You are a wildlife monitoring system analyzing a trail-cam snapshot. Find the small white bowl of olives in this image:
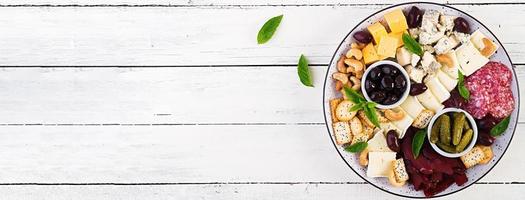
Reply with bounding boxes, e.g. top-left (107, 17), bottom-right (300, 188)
top-left (361, 60), bottom-right (410, 109)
